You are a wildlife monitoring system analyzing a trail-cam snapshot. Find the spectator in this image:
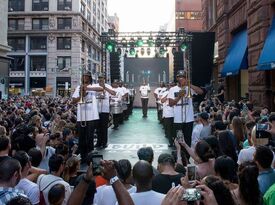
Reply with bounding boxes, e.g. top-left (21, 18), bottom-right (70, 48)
top-left (6, 195), bottom-right (32, 205)
top-left (214, 155), bottom-right (238, 190)
top-left (180, 139), bottom-right (215, 179)
top-left (130, 160), bottom-right (165, 205)
top-left (253, 145), bottom-right (275, 194)
top-left (217, 130), bottom-right (238, 163)
top-left (0, 135), bottom-right (10, 161)
top-left (0, 157), bottom-right (28, 204)
top-left (198, 112), bottom-right (212, 140)
top-left (28, 148), bottom-right (42, 167)
top-left (232, 162), bottom-right (262, 205)
top-left (243, 121), bottom-right (255, 148)
top-left (14, 151), bottom-right (40, 205)
top-left (231, 116), bottom-right (245, 150)
top-left (37, 154), bottom-right (71, 205)
top-left (263, 183), bottom-right (275, 205)
top-left (202, 175), bottom-right (236, 205)
top-left (191, 115), bottom-right (203, 148)
top-left (48, 184), bottom-right (65, 205)
top-left (204, 136), bottom-right (222, 158)
top-left (152, 153), bottom-right (184, 194)
top-left (137, 147), bottom-right (159, 176)
top-left (94, 159), bottom-right (136, 205)
top-left (63, 155), bottom-right (81, 186)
